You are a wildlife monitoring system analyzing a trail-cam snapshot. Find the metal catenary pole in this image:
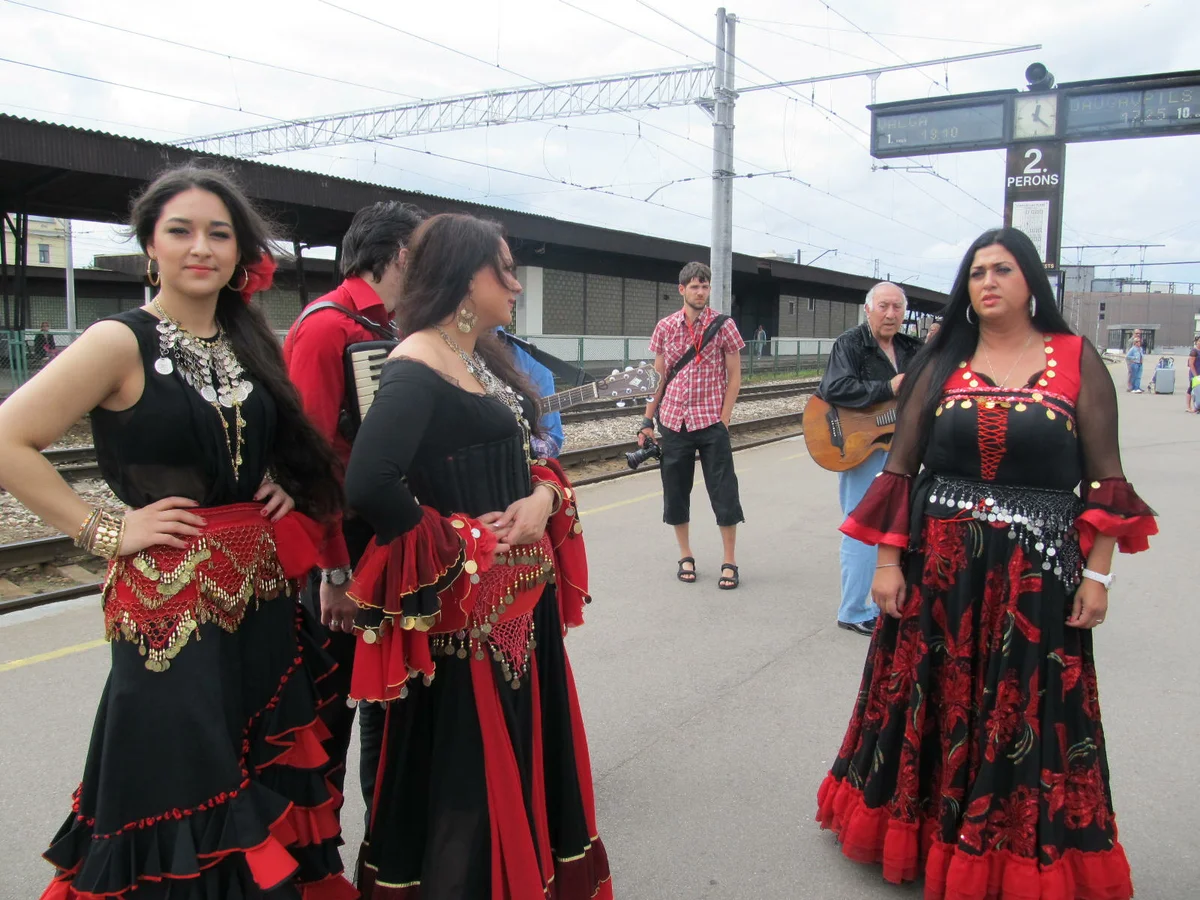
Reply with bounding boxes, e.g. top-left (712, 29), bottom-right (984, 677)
top-left (709, 9), bottom-right (736, 314)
